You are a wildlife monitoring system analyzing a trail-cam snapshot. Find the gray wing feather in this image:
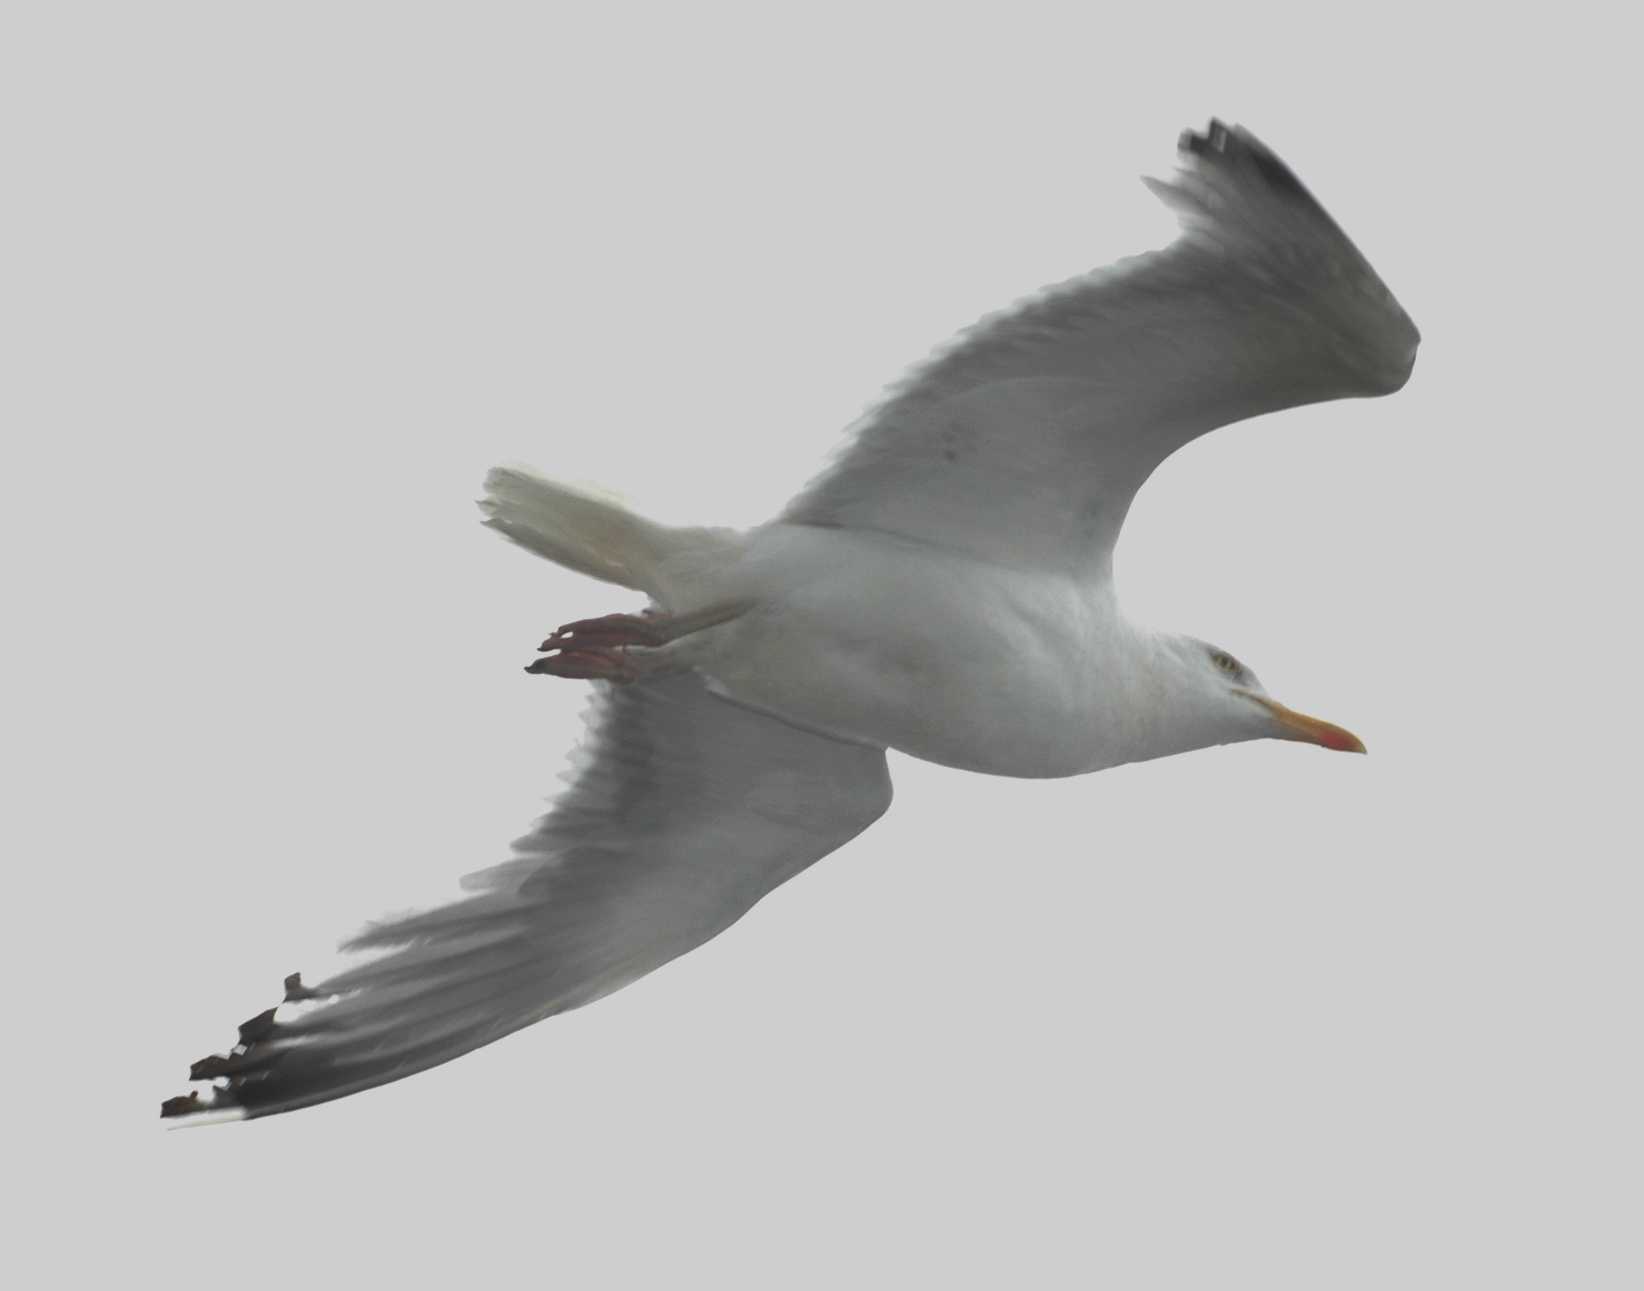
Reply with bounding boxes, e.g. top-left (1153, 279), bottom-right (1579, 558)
top-left (167, 673), bottom-right (892, 1119)
top-left (783, 121), bottom-right (1419, 572)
